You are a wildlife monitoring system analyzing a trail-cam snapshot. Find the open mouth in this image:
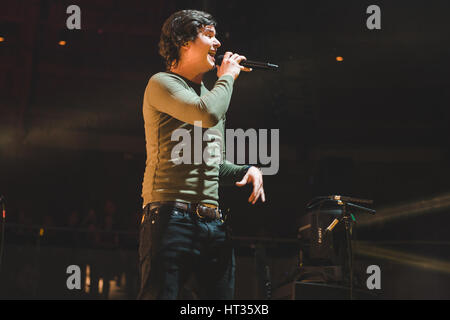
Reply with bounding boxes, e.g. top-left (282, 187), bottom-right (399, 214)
top-left (208, 51), bottom-right (216, 61)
